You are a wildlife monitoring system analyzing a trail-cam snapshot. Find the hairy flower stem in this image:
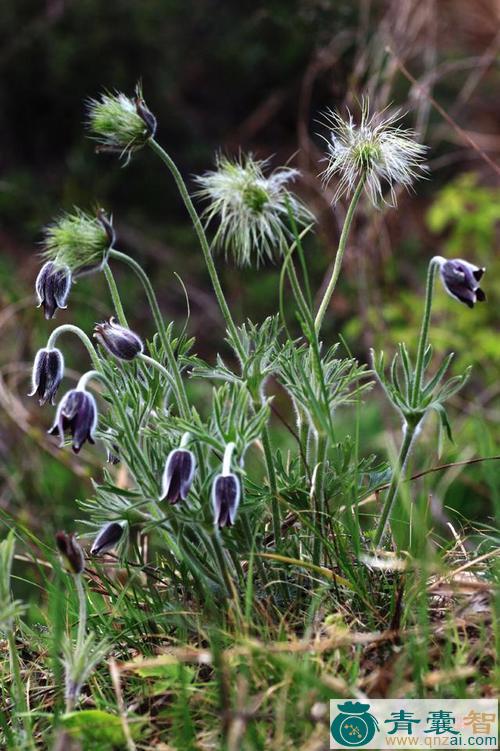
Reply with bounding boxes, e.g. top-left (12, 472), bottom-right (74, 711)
top-left (75, 575), bottom-right (87, 658)
top-left (148, 139), bottom-right (246, 364)
top-left (80, 370), bottom-right (157, 494)
top-left (260, 424), bottom-right (281, 549)
top-left (108, 249), bottom-right (190, 420)
top-left (47, 324), bottom-right (101, 371)
top-left (314, 177), bottom-right (365, 334)
top-left (312, 433), bottom-right (328, 566)
top-left (373, 423), bottom-right (419, 547)
top-left (103, 261), bottom-right (129, 328)
top-left (7, 630), bottom-right (35, 749)
top-left (411, 258), bottom-right (439, 407)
